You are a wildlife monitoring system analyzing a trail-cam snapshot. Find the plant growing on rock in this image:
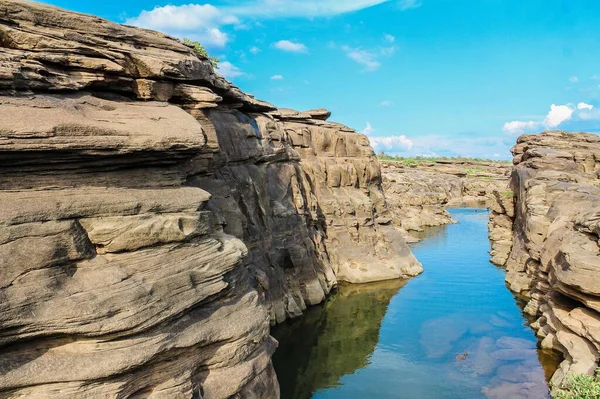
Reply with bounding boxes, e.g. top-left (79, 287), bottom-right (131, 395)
top-left (552, 368), bottom-right (600, 399)
top-left (182, 38), bottom-right (219, 67)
